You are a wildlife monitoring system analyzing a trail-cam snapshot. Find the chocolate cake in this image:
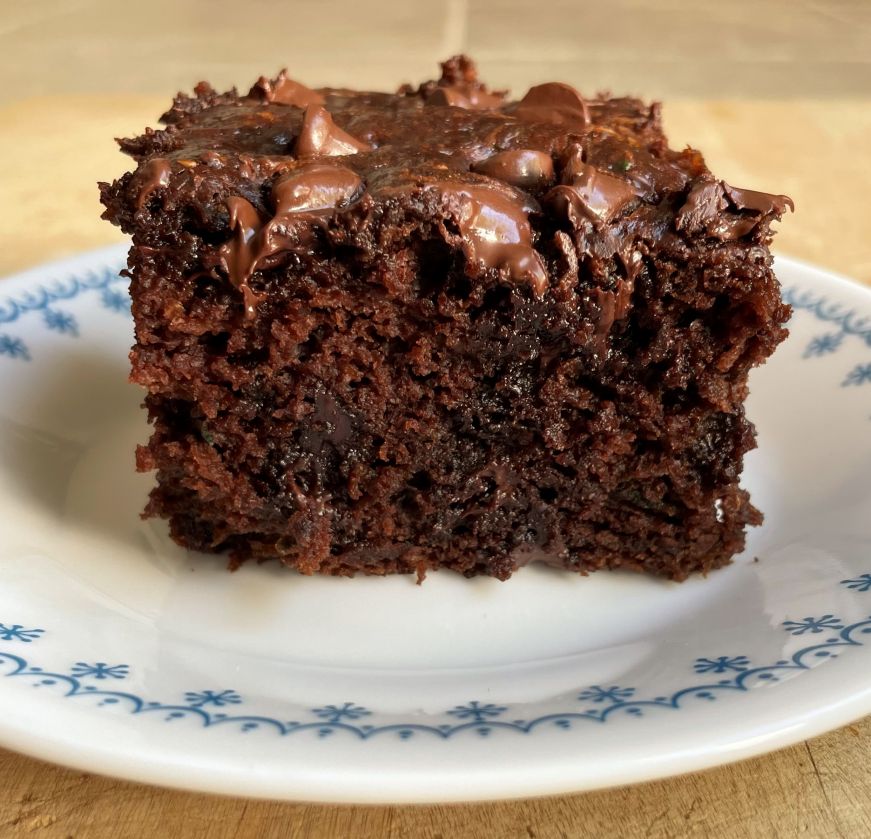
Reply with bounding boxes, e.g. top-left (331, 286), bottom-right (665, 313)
top-left (100, 56), bottom-right (792, 581)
